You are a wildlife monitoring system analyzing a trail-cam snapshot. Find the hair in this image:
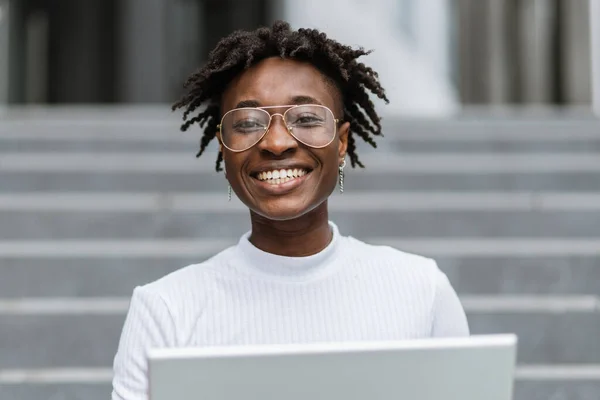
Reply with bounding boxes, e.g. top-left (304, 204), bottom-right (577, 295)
top-left (172, 20), bottom-right (389, 172)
